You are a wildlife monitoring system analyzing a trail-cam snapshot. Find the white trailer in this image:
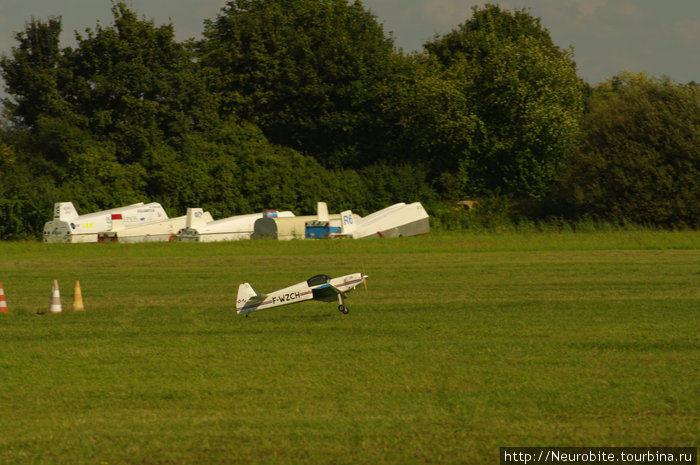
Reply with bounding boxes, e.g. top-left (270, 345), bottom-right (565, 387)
top-left (252, 202), bottom-right (348, 240)
top-left (43, 202), bottom-right (169, 243)
top-left (335, 202), bottom-right (429, 239)
top-left (177, 209), bottom-right (295, 242)
top-left (98, 208), bottom-right (214, 243)
top-left (254, 214), bottom-right (343, 240)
